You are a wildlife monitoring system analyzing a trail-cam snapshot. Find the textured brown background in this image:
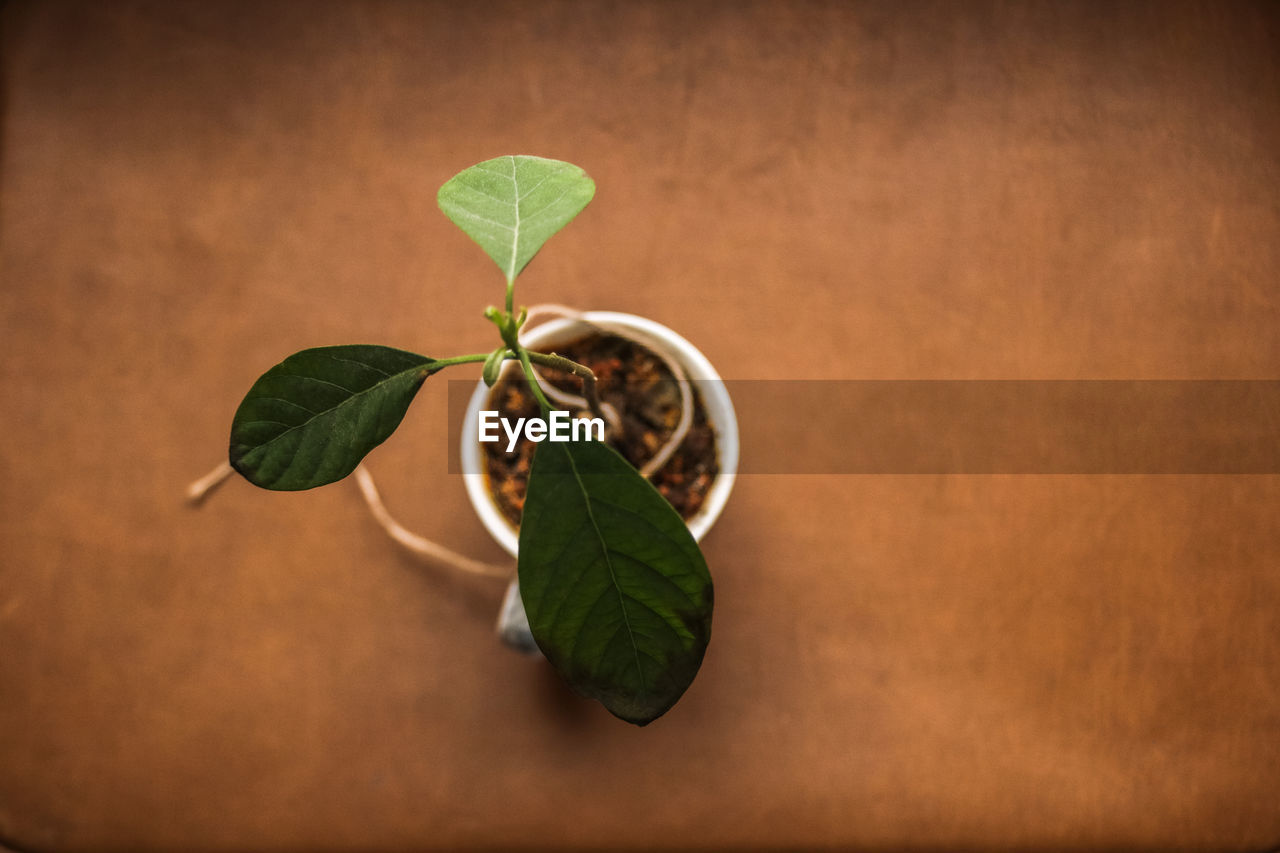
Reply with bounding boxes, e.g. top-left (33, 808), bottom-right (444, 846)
top-left (2, 1), bottom-right (1279, 849)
